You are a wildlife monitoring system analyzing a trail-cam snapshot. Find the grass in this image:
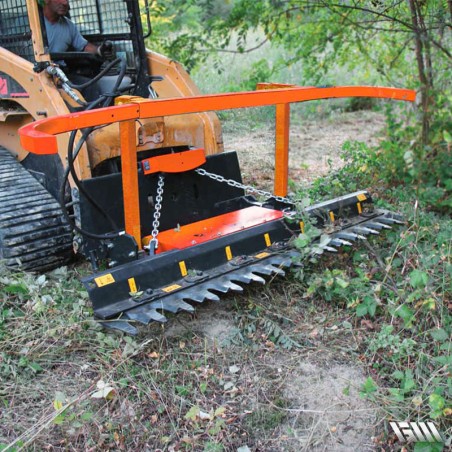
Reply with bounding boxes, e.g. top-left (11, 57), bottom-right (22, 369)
top-left (1, 178), bottom-right (450, 450)
top-left (0, 270), bottom-right (347, 450)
